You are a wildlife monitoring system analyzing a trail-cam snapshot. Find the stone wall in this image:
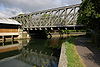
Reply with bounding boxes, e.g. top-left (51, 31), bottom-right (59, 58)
top-left (58, 43), bottom-right (67, 67)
